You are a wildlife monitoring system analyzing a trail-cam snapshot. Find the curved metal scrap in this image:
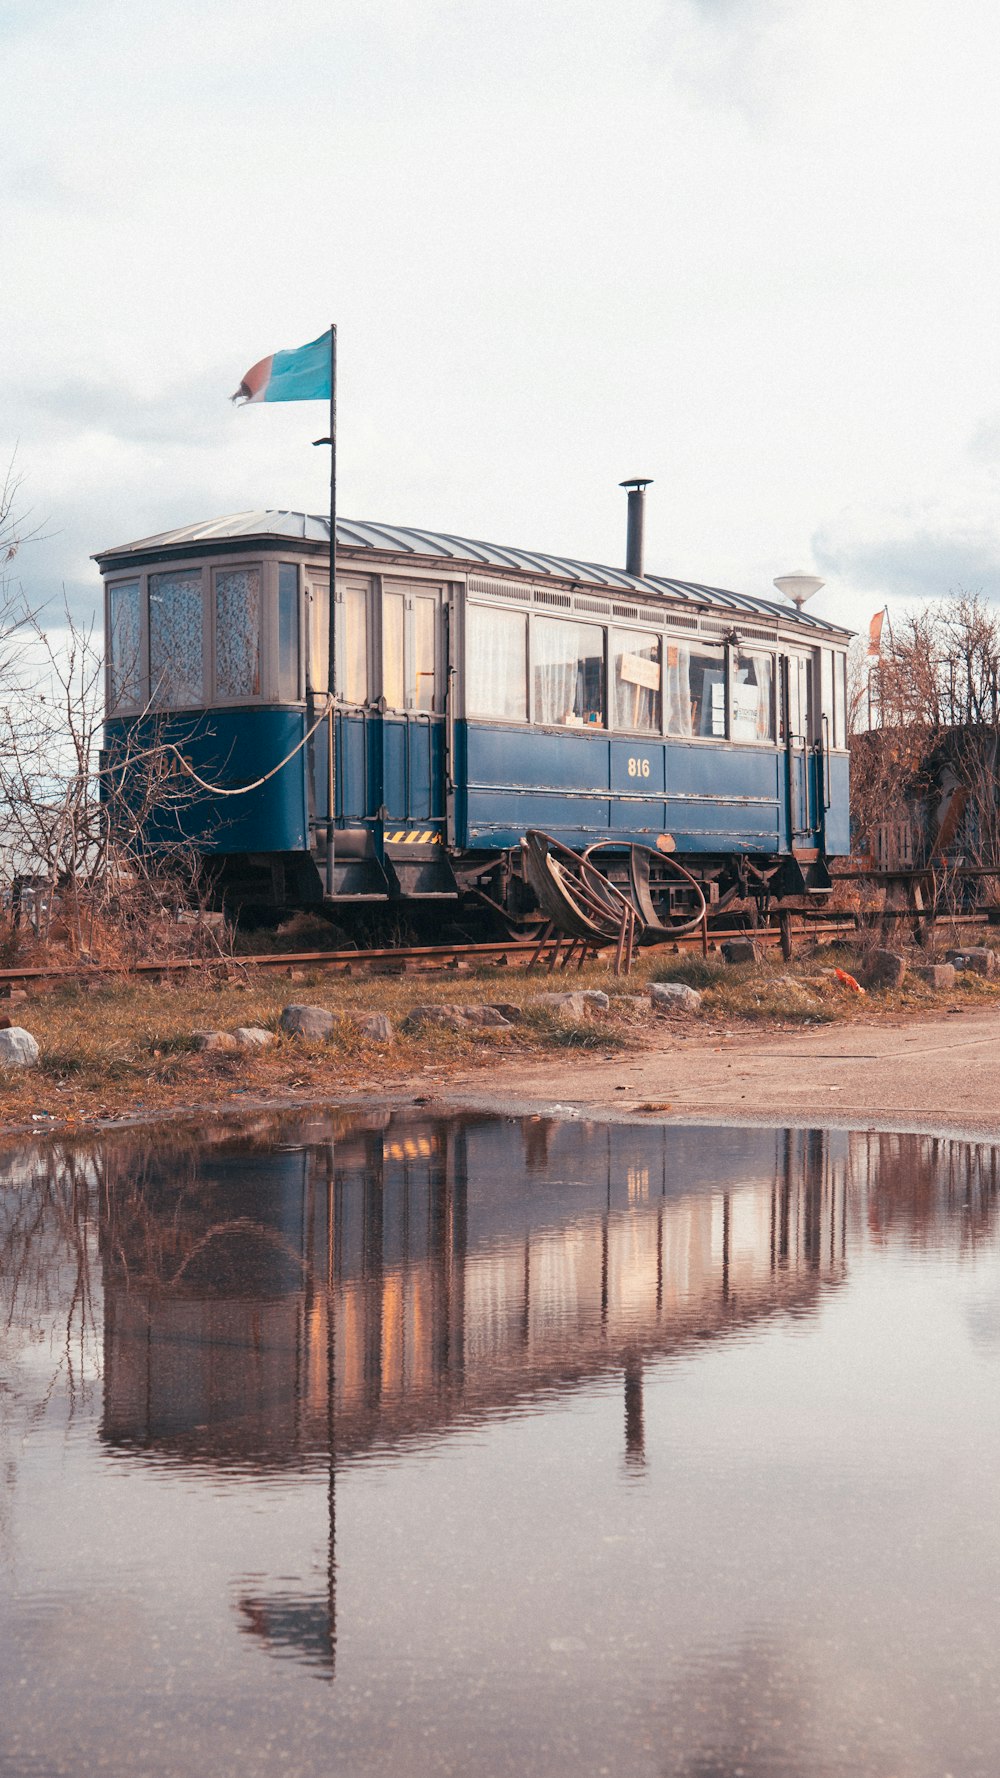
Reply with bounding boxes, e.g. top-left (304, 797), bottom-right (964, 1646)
top-left (522, 831), bottom-right (646, 945)
top-left (582, 842), bottom-right (708, 940)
